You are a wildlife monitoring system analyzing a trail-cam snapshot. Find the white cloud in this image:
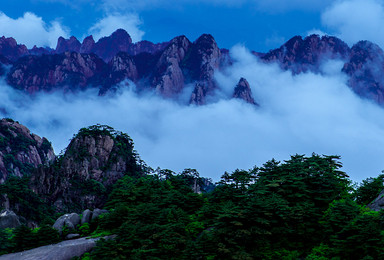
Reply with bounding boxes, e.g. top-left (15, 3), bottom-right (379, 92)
top-left (88, 13), bottom-right (144, 42)
top-left (306, 29), bottom-right (328, 37)
top-left (0, 12), bottom-right (69, 48)
top-left (322, 0), bottom-right (384, 47)
top-left (98, 0), bottom-right (332, 12)
top-left (255, 0), bottom-right (334, 12)
top-left (1, 46), bottom-right (384, 183)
